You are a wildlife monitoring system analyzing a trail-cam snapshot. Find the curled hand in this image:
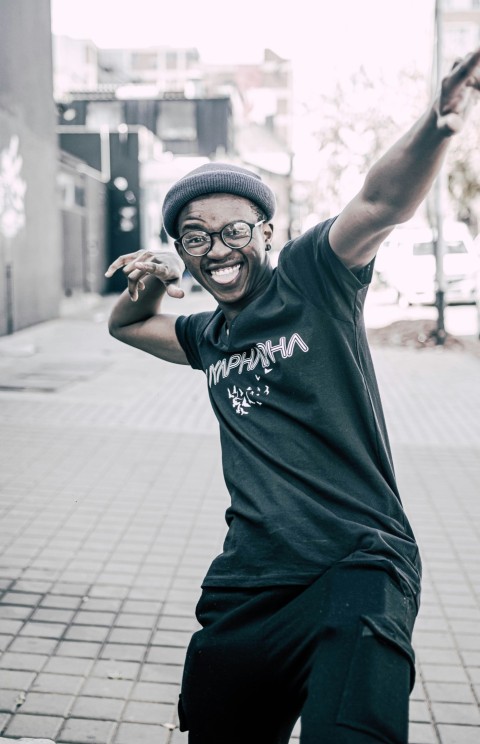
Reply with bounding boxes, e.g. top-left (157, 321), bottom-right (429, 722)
top-left (105, 249), bottom-right (185, 301)
top-left (436, 48), bottom-right (480, 135)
